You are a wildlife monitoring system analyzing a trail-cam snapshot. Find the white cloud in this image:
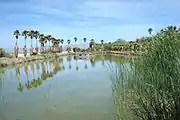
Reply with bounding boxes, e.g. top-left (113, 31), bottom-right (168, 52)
top-left (1, 0), bottom-right (180, 48)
